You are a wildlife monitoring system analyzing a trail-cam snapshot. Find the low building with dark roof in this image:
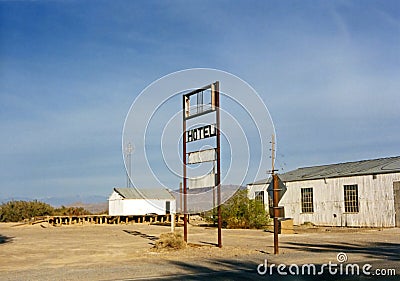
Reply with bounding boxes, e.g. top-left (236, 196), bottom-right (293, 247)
top-left (108, 187), bottom-right (176, 216)
top-left (247, 156), bottom-right (400, 227)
